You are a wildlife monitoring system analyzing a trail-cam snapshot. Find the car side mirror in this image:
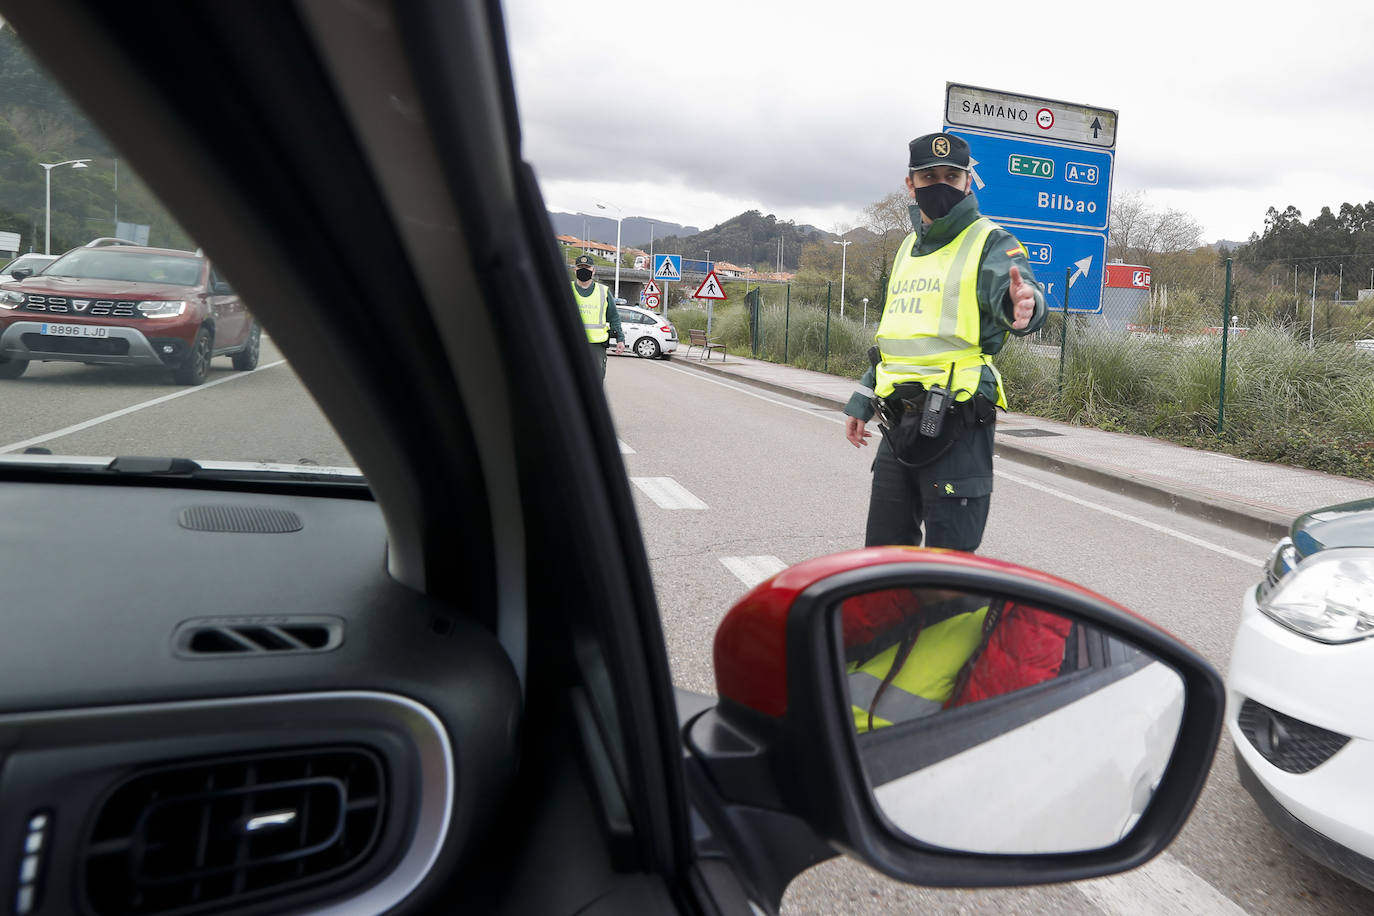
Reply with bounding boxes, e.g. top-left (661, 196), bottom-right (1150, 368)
top-left (689, 547), bottom-right (1223, 907)
top-left (11, 268), bottom-right (31, 280)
